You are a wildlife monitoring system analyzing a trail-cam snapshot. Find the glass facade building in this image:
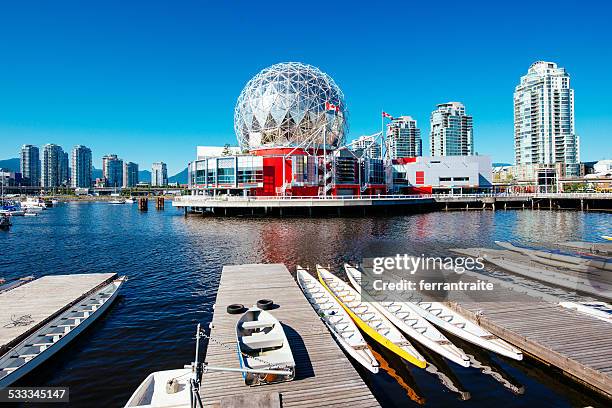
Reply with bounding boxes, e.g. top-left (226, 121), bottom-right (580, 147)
top-left (430, 102), bottom-right (473, 156)
top-left (514, 61), bottom-right (579, 177)
top-left (151, 162), bottom-right (168, 187)
top-left (123, 162), bottom-right (139, 188)
top-left (103, 154), bottom-right (124, 188)
top-left (386, 116), bottom-right (422, 159)
top-left (20, 144), bottom-right (40, 187)
top-left (42, 144), bottom-right (65, 188)
top-left (71, 145), bottom-right (92, 188)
